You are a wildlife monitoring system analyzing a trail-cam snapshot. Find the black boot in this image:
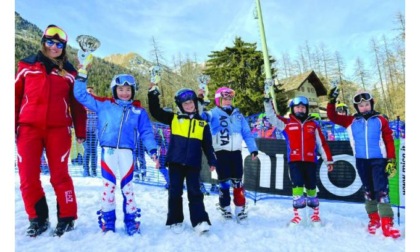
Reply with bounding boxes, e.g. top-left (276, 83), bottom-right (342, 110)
top-left (53, 217), bottom-right (75, 237)
top-left (26, 218), bottom-right (50, 237)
